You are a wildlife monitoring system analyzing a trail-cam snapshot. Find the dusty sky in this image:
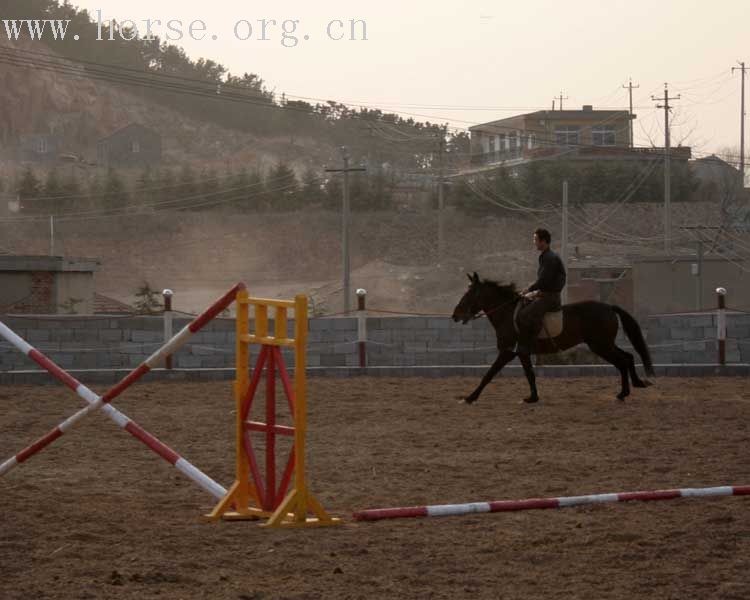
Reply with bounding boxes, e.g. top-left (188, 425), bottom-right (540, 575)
top-left (71, 0), bottom-right (749, 159)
